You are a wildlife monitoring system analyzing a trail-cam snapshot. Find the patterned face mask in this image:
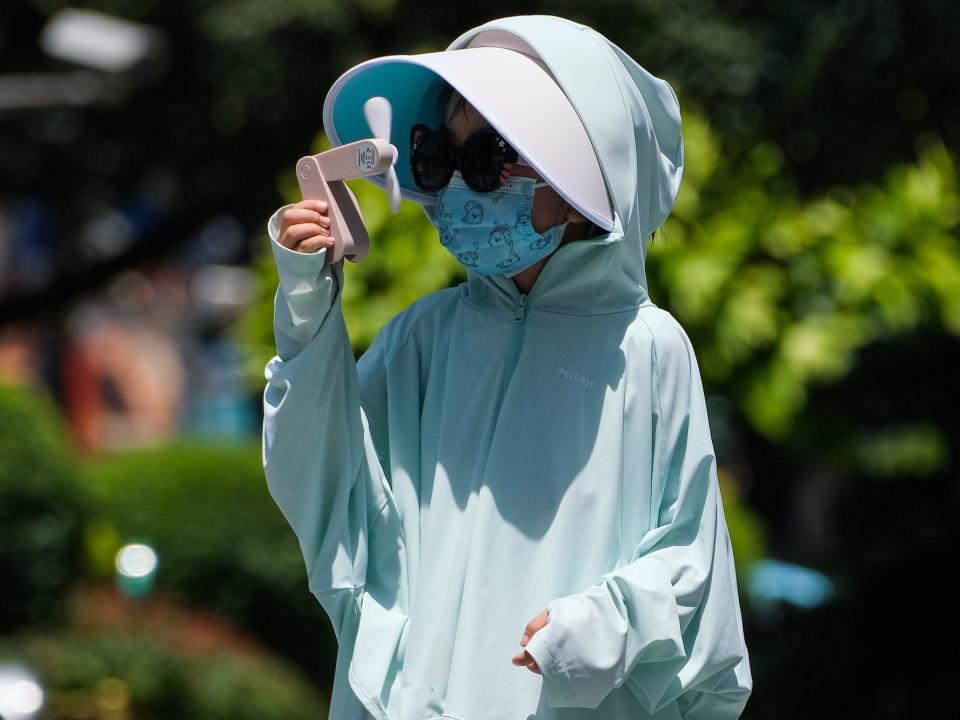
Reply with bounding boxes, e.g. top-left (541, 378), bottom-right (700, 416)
top-left (424, 170), bottom-right (569, 277)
